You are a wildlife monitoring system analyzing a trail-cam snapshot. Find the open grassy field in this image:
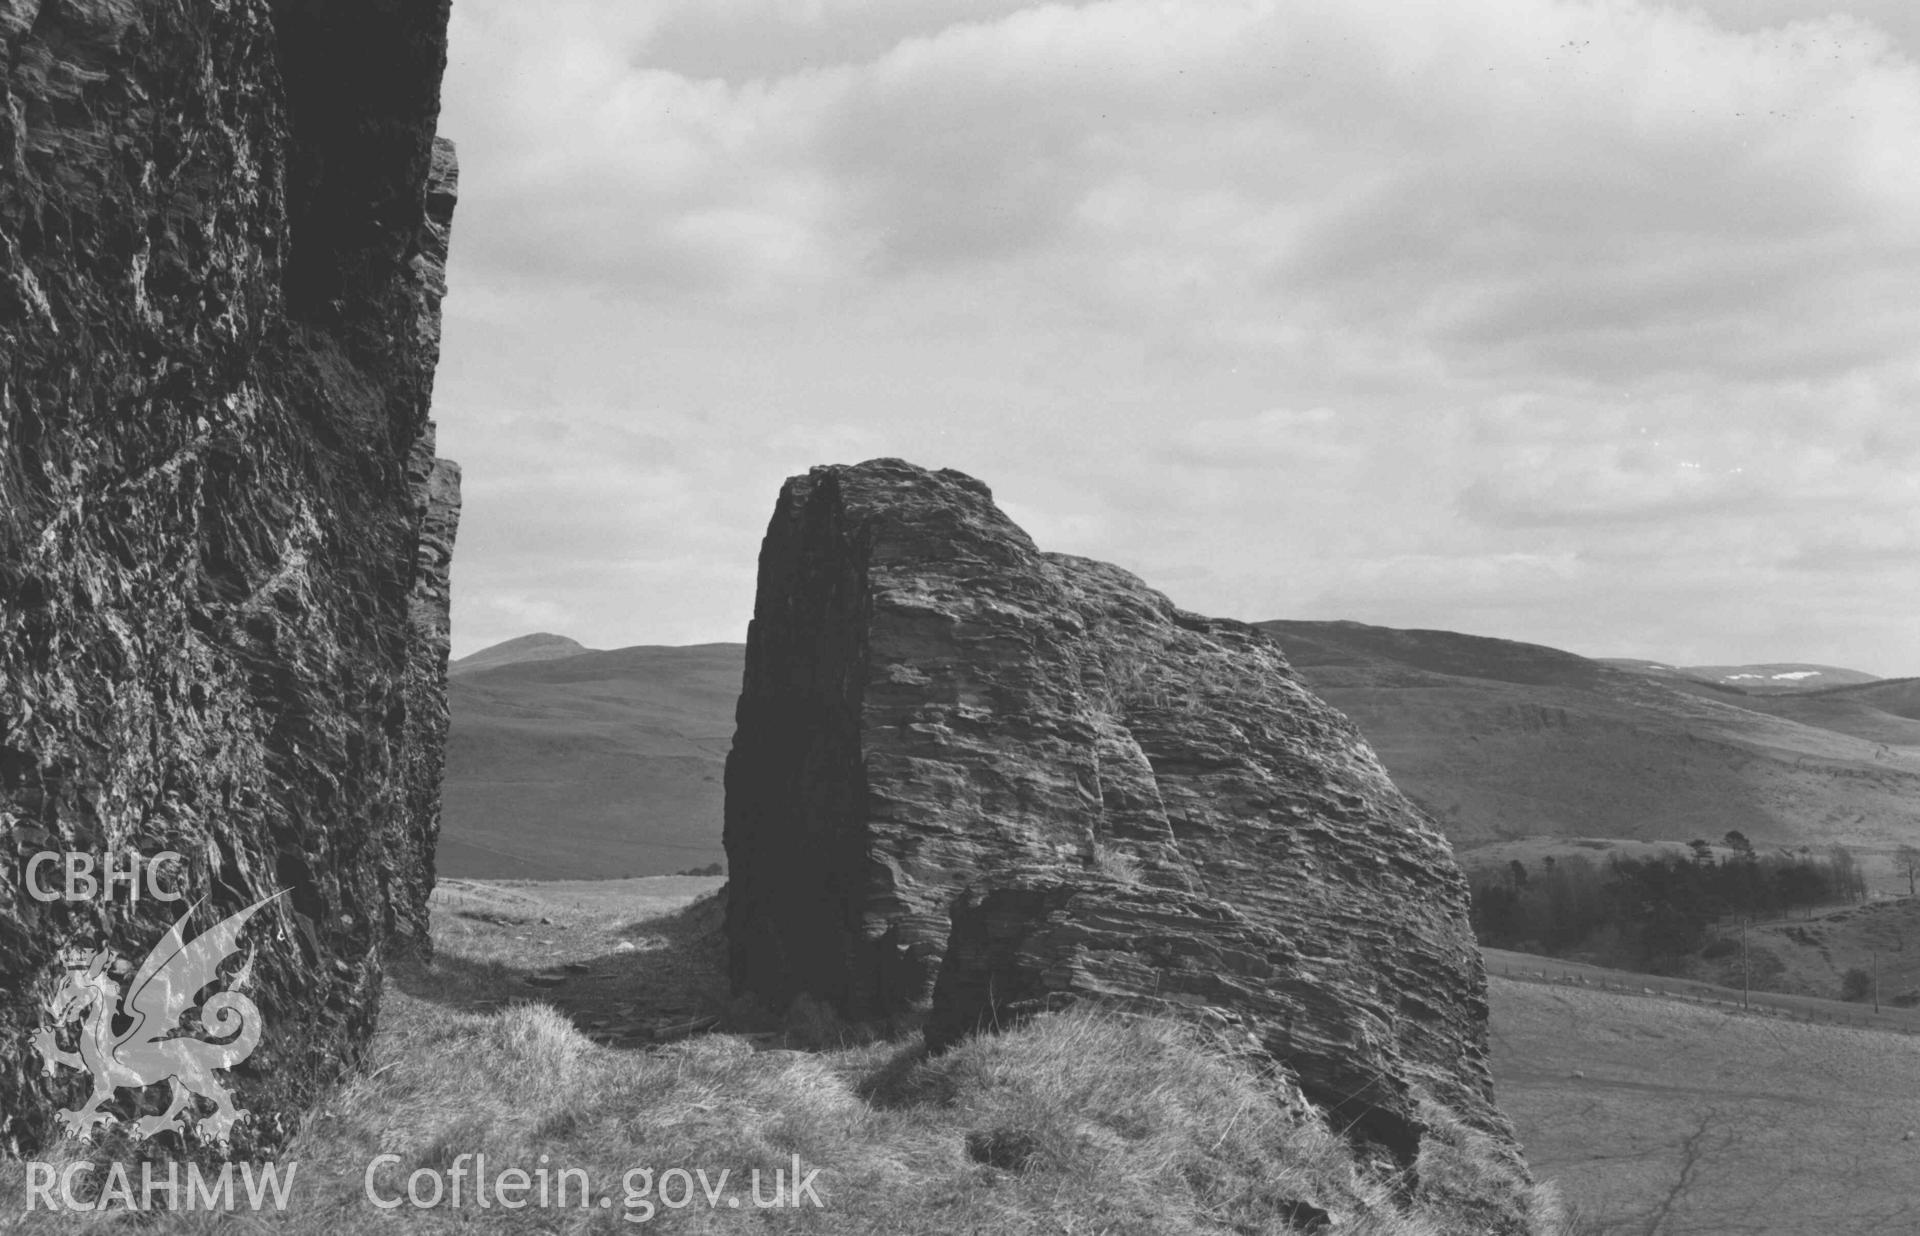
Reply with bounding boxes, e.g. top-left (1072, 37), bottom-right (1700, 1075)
top-left (1483, 947), bottom-right (1920, 1035)
top-left (1489, 967), bottom-right (1920, 1234)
